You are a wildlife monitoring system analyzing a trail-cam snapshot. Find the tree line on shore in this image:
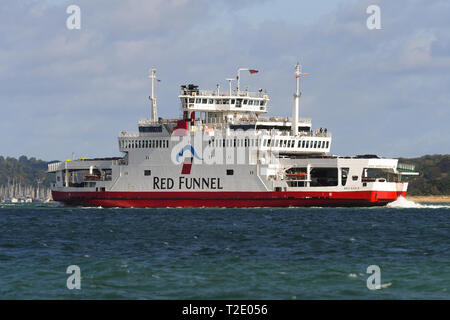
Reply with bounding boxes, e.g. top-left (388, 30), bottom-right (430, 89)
top-left (399, 154), bottom-right (449, 196)
top-left (0, 154), bottom-right (448, 199)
